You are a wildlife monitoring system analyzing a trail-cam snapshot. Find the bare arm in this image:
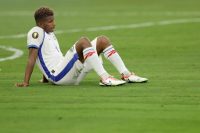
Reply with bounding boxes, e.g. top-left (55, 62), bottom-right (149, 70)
top-left (16, 48), bottom-right (38, 87)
